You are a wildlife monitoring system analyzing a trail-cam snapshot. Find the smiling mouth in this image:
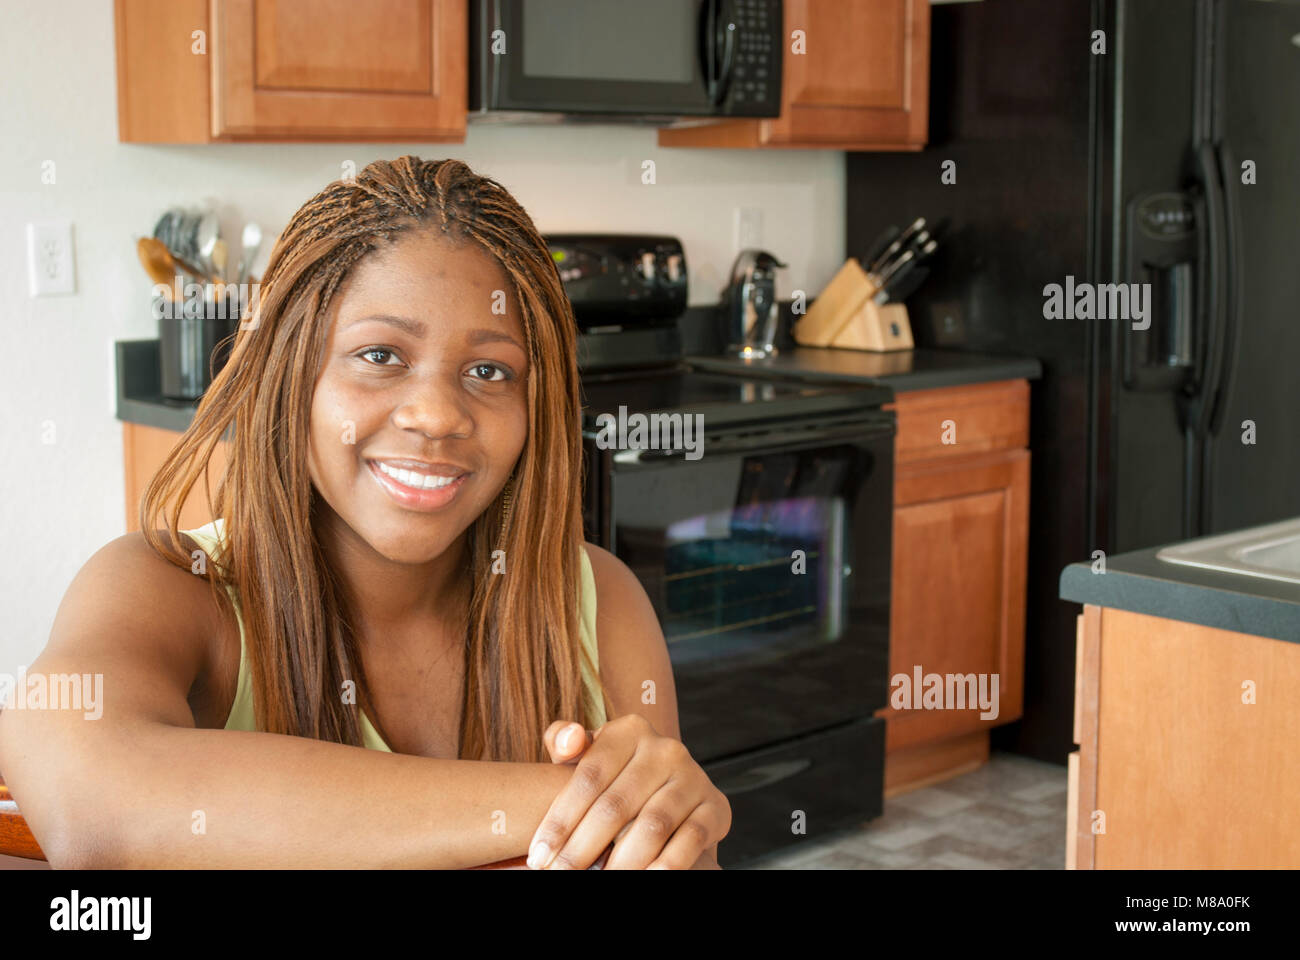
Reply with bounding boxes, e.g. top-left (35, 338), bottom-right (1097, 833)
top-left (373, 460), bottom-right (462, 489)
top-left (367, 459), bottom-right (469, 511)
